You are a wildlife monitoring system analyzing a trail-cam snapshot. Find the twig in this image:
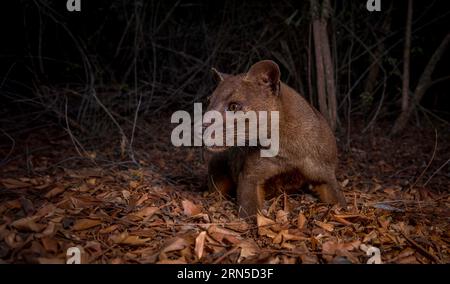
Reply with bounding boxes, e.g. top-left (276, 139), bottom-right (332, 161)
top-left (424, 158), bottom-right (450, 186)
top-left (362, 75), bottom-right (387, 133)
top-left (213, 246), bottom-right (240, 264)
top-left (409, 129), bottom-right (438, 190)
top-left (64, 96), bottom-right (92, 162)
top-left (0, 129), bottom-right (15, 165)
top-left (400, 230), bottom-right (442, 264)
